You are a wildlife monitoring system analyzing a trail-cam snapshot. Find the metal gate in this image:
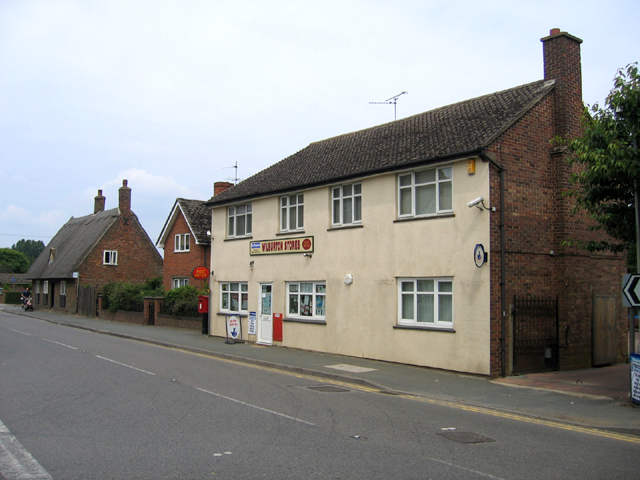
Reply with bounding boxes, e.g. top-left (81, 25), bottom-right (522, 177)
top-left (512, 296), bottom-right (559, 374)
top-left (77, 285), bottom-right (96, 318)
